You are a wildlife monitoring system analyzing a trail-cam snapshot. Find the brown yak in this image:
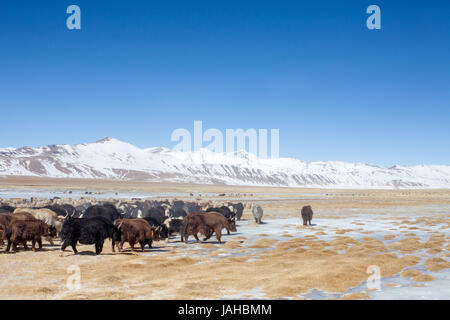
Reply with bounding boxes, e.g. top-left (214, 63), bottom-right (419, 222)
top-left (181, 211), bottom-right (236, 244)
top-left (12, 210), bottom-right (58, 245)
top-left (113, 218), bottom-right (157, 252)
top-left (5, 219), bottom-right (57, 253)
top-left (1, 212), bottom-right (38, 246)
top-left (0, 213), bottom-right (16, 246)
top-left (301, 205), bottom-right (314, 226)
